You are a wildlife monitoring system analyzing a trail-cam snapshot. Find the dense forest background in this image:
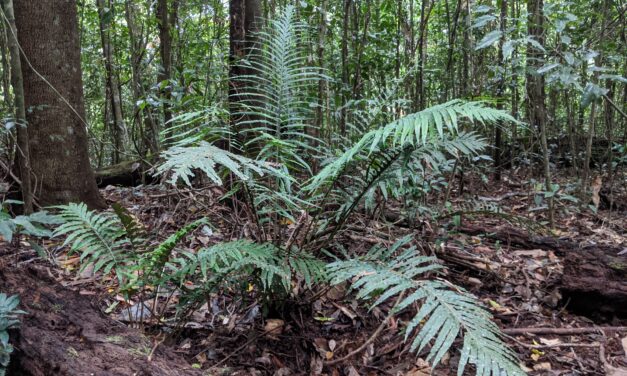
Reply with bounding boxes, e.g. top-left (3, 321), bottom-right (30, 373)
top-left (0, 0), bottom-right (625, 375)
